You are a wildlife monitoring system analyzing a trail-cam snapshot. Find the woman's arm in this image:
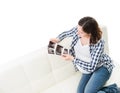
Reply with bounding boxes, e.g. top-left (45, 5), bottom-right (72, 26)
top-left (56, 27), bottom-right (77, 41)
top-left (50, 26), bottom-right (77, 43)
